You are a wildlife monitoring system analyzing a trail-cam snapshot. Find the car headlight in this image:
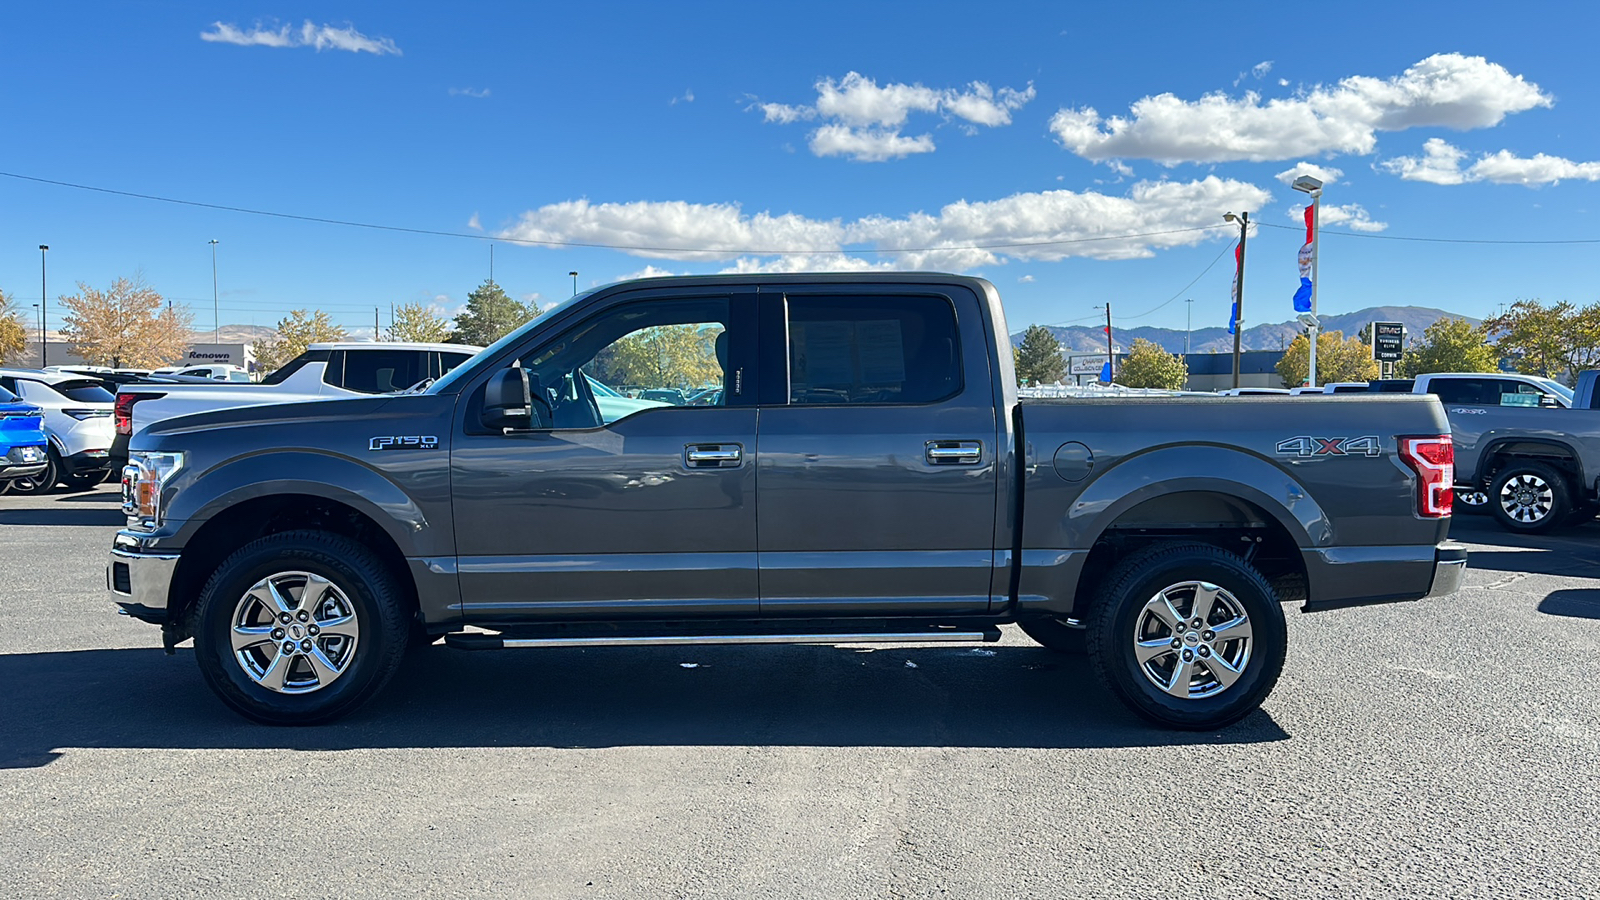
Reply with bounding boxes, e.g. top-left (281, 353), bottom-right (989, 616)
top-left (121, 451), bottom-right (185, 527)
